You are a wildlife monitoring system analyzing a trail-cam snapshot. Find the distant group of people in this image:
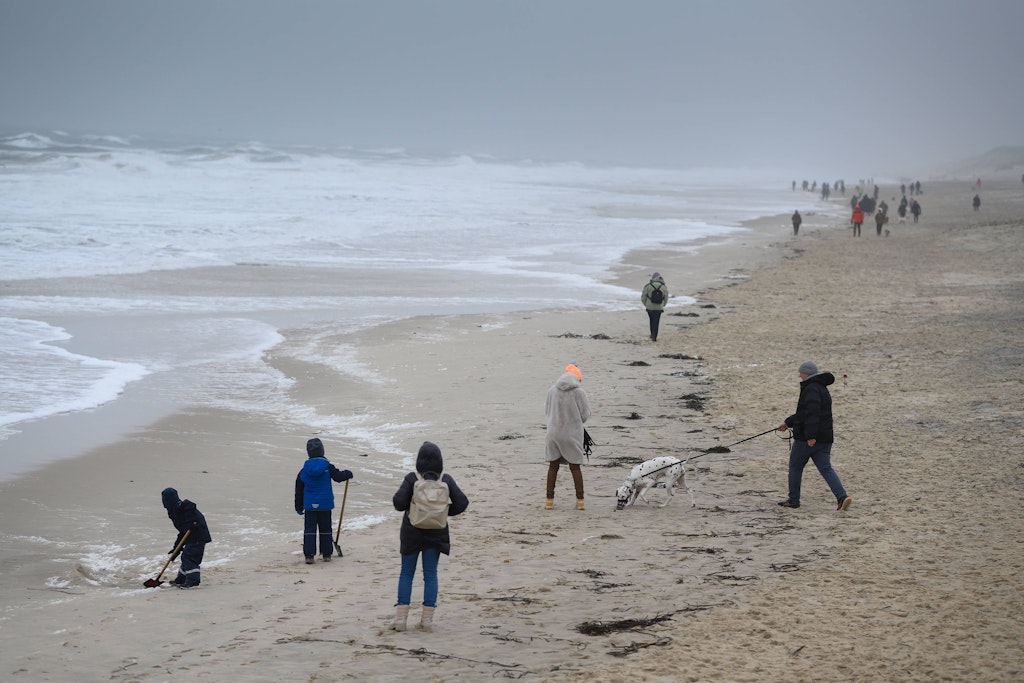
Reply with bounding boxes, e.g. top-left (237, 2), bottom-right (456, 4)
top-left (791, 180), bottom-right (933, 238)
top-left (794, 179), bottom-right (845, 197)
top-left (902, 181), bottom-right (923, 196)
